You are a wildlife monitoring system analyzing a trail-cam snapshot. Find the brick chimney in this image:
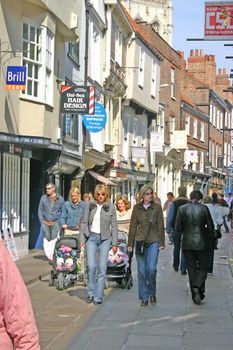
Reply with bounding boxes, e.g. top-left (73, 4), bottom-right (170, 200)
top-left (180, 51), bottom-right (186, 71)
top-left (187, 49), bottom-right (216, 87)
